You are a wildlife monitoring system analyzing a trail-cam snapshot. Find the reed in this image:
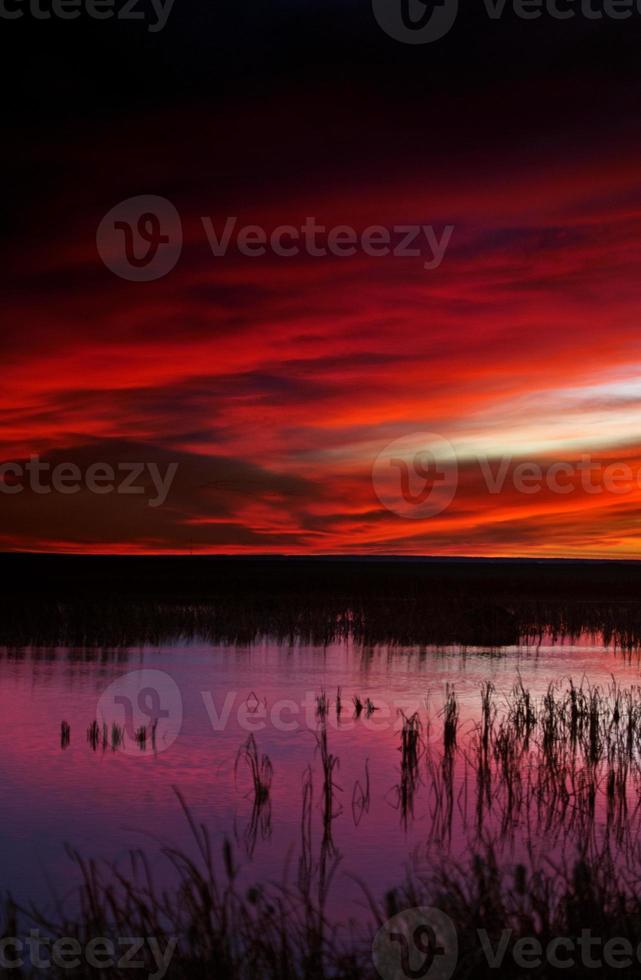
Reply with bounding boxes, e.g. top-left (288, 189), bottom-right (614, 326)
top-left (109, 723), bottom-right (124, 751)
top-left (235, 734), bottom-right (273, 806)
top-left (399, 711), bottom-right (422, 773)
top-left (13, 804), bottom-right (641, 979)
top-left (26, 671), bottom-right (641, 977)
top-left (442, 684), bottom-right (459, 753)
top-left (60, 720), bottom-right (70, 749)
top-left (316, 689), bottom-right (330, 722)
top-left (86, 719), bottom-right (100, 750)
top-left (365, 698), bottom-right (378, 718)
top-left (10, 555), bottom-right (641, 651)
